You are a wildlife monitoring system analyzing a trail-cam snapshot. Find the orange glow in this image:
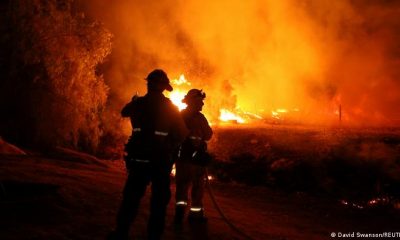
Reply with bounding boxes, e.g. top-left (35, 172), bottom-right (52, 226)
top-left (171, 74), bottom-right (192, 86)
top-left (243, 111), bottom-right (263, 120)
top-left (89, 1), bottom-right (400, 127)
top-left (166, 74), bottom-right (191, 111)
top-left (272, 109), bottom-right (289, 120)
top-left (171, 163), bottom-right (213, 181)
top-left (276, 109), bottom-right (288, 113)
top-left (171, 163), bottom-right (176, 177)
top-left (168, 90), bottom-right (187, 111)
top-left (168, 75), bottom-right (261, 124)
top-left (219, 109), bottom-right (246, 124)
top-left (271, 111), bottom-right (280, 119)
